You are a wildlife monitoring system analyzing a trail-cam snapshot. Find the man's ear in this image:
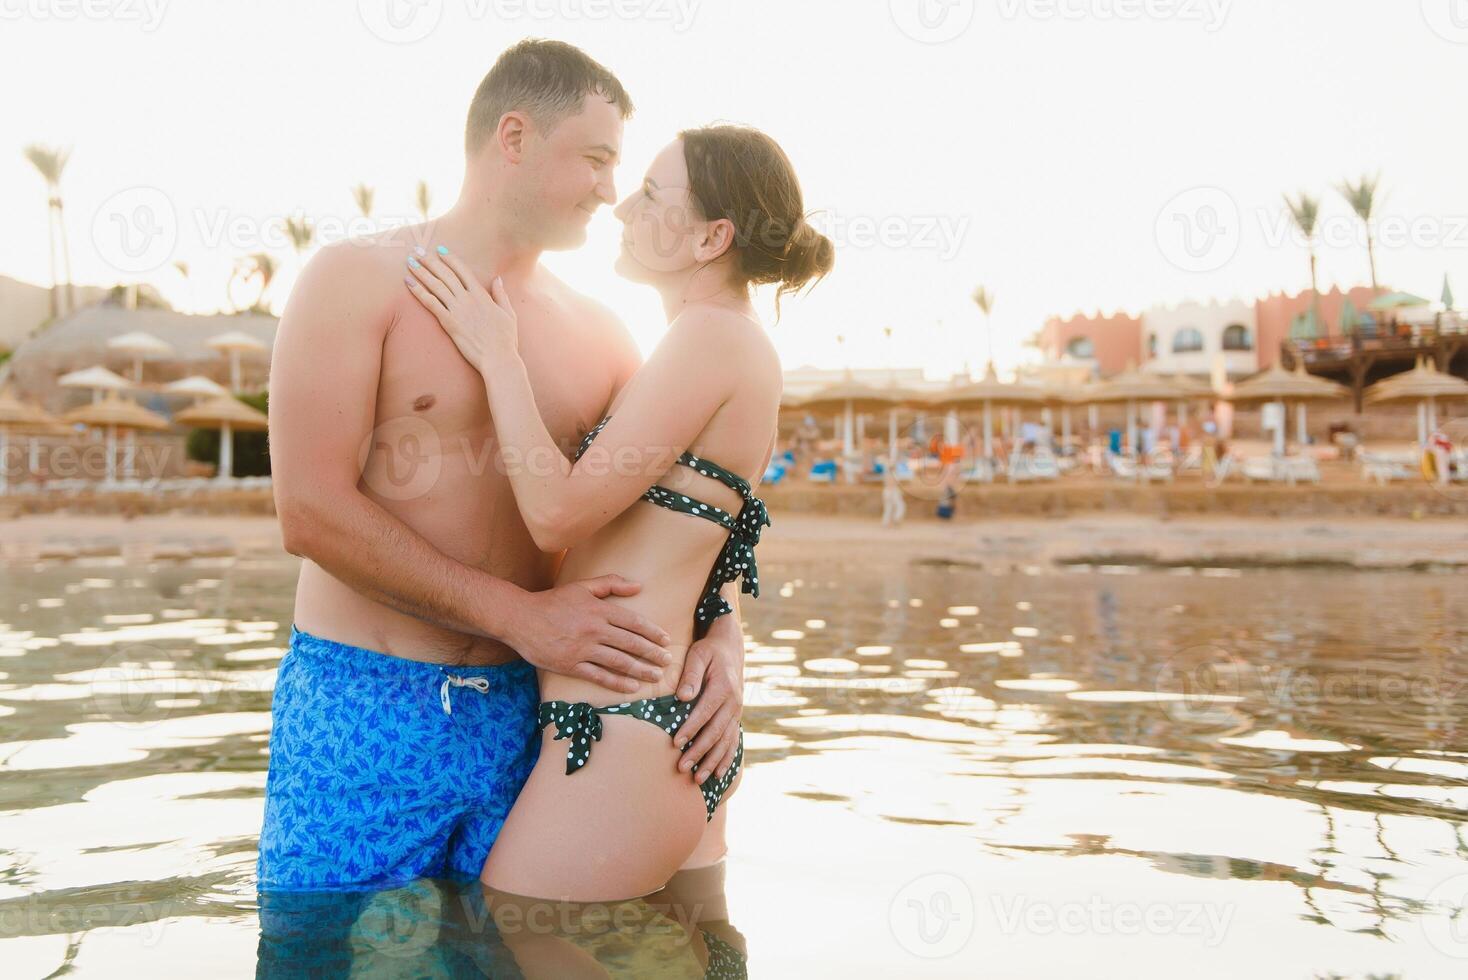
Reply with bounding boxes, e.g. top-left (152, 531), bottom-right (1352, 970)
top-left (497, 111), bottom-right (530, 163)
top-left (693, 217), bottom-right (736, 263)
